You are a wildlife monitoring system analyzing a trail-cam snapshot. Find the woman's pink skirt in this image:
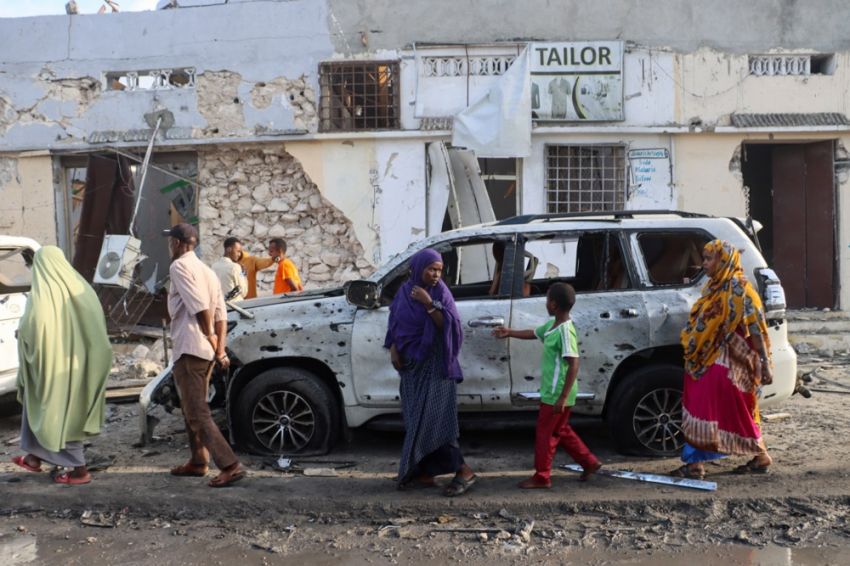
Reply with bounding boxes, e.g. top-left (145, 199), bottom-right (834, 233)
top-left (682, 359), bottom-right (763, 455)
